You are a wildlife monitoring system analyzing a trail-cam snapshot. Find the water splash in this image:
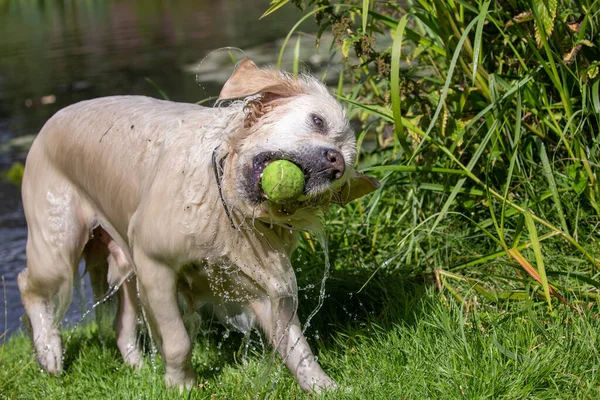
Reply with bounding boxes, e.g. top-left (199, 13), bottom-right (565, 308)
top-left (62, 283), bottom-right (120, 352)
top-left (193, 47), bottom-right (248, 99)
top-left (265, 224), bottom-right (332, 395)
top-left (299, 227), bottom-right (330, 338)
